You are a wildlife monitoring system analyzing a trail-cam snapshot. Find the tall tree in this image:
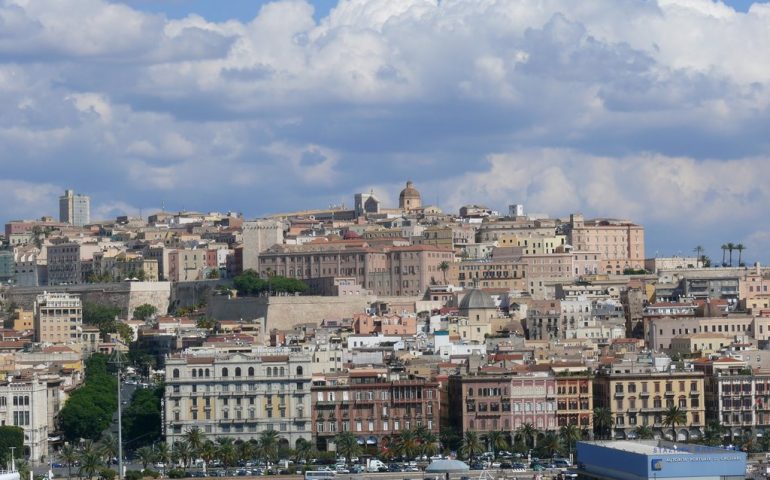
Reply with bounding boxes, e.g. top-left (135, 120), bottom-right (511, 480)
top-left (559, 424), bottom-right (582, 454)
top-left (542, 432), bottom-right (563, 457)
top-left (483, 431), bottom-right (509, 457)
top-left (60, 443), bottom-right (79, 480)
top-left (79, 443), bottom-right (103, 480)
top-left (438, 261), bottom-right (450, 284)
top-left (216, 438), bottom-right (236, 469)
top-left (721, 244), bottom-right (728, 266)
top-left (258, 430), bottom-right (279, 464)
top-left (184, 427), bottom-right (204, 459)
top-left (693, 246), bottom-right (704, 267)
top-left (593, 408), bottom-right (613, 440)
top-left (334, 432), bottom-right (361, 465)
top-left (0, 426), bottom-right (23, 466)
top-left (735, 244), bottom-right (746, 266)
top-left (634, 425), bottom-right (654, 440)
top-left (516, 423), bottom-right (538, 449)
top-left (704, 421), bottom-right (725, 446)
top-left (173, 441), bottom-right (193, 472)
top-left (135, 446), bottom-right (156, 470)
top-left (663, 406), bottom-right (687, 441)
top-left (132, 304), bottom-right (158, 321)
top-left (459, 431), bottom-right (483, 461)
top-left (99, 433), bottom-right (119, 468)
top-left (726, 242), bottom-right (736, 266)
top-left (293, 438), bottom-right (312, 464)
top-left (393, 429), bottom-right (420, 459)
